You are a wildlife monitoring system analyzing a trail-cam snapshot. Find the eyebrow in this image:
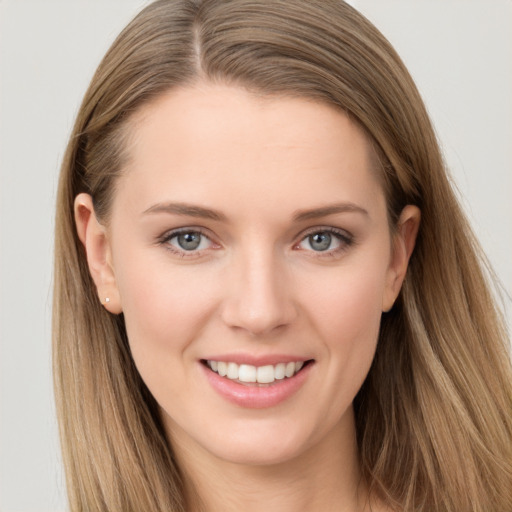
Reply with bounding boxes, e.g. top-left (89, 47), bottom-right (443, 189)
top-left (292, 203), bottom-right (369, 222)
top-left (142, 202), bottom-right (227, 221)
top-left (142, 201), bottom-right (368, 222)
